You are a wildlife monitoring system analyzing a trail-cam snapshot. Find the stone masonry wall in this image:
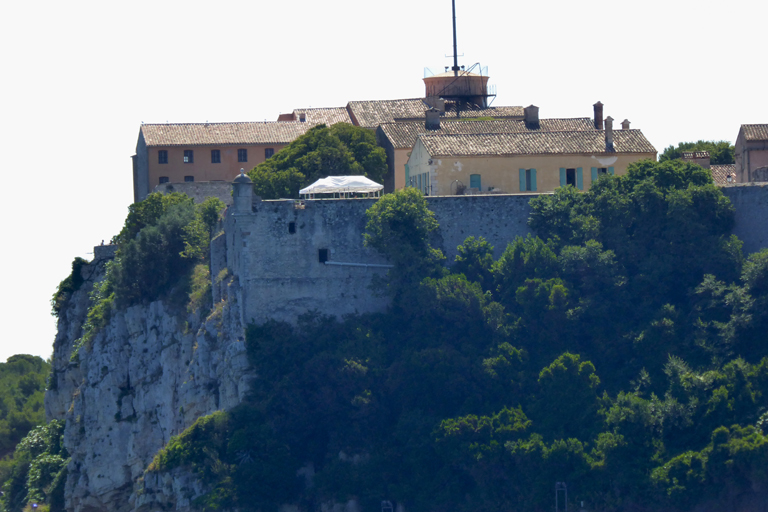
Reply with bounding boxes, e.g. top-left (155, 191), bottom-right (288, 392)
top-left (721, 183), bottom-right (768, 256)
